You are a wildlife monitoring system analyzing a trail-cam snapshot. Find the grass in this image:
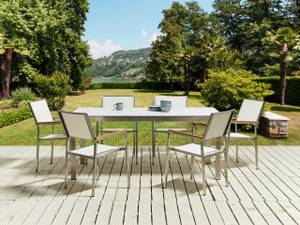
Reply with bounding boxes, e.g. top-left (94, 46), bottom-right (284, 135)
top-left (0, 89), bottom-right (300, 146)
